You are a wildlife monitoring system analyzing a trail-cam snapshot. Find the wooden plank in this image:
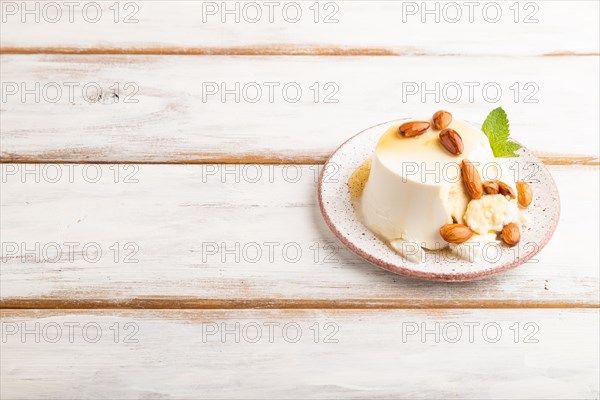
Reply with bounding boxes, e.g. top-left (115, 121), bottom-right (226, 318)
top-left (1, 309), bottom-right (598, 399)
top-left (1, 1), bottom-right (598, 56)
top-left (1, 55), bottom-right (598, 164)
top-left (1, 165), bottom-right (598, 308)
